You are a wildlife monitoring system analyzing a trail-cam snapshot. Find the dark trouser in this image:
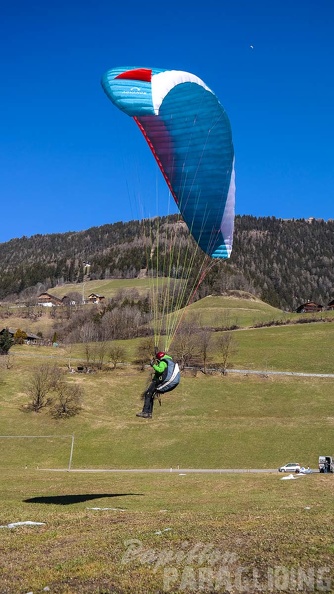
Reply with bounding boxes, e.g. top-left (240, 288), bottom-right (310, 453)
top-left (142, 379), bottom-right (160, 414)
